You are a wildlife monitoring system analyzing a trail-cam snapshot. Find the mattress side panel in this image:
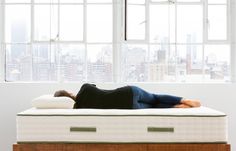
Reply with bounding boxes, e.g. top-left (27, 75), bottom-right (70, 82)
top-left (16, 116), bottom-right (227, 143)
